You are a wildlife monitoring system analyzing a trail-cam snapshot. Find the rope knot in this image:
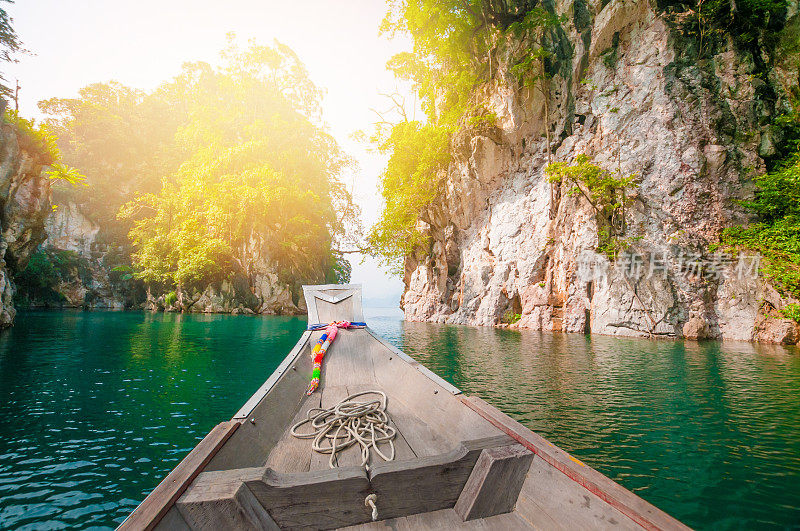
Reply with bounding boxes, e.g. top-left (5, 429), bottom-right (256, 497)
top-left (365, 494), bottom-right (378, 521)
